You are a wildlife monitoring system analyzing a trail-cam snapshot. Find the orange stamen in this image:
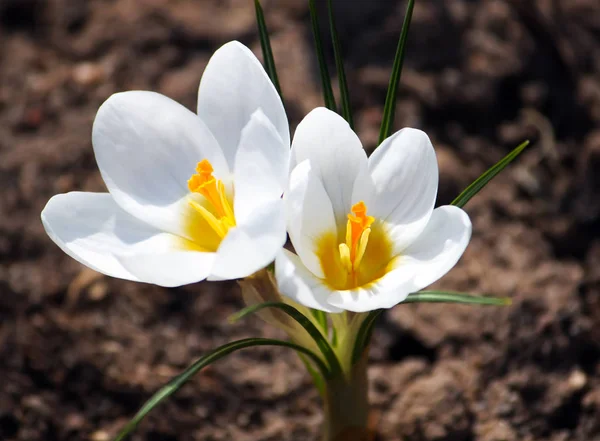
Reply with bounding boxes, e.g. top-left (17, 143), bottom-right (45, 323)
top-left (187, 159), bottom-right (235, 238)
top-left (346, 201), bottom-right (374, 262)
top-left (338, 201), bottom-right (375, 283)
